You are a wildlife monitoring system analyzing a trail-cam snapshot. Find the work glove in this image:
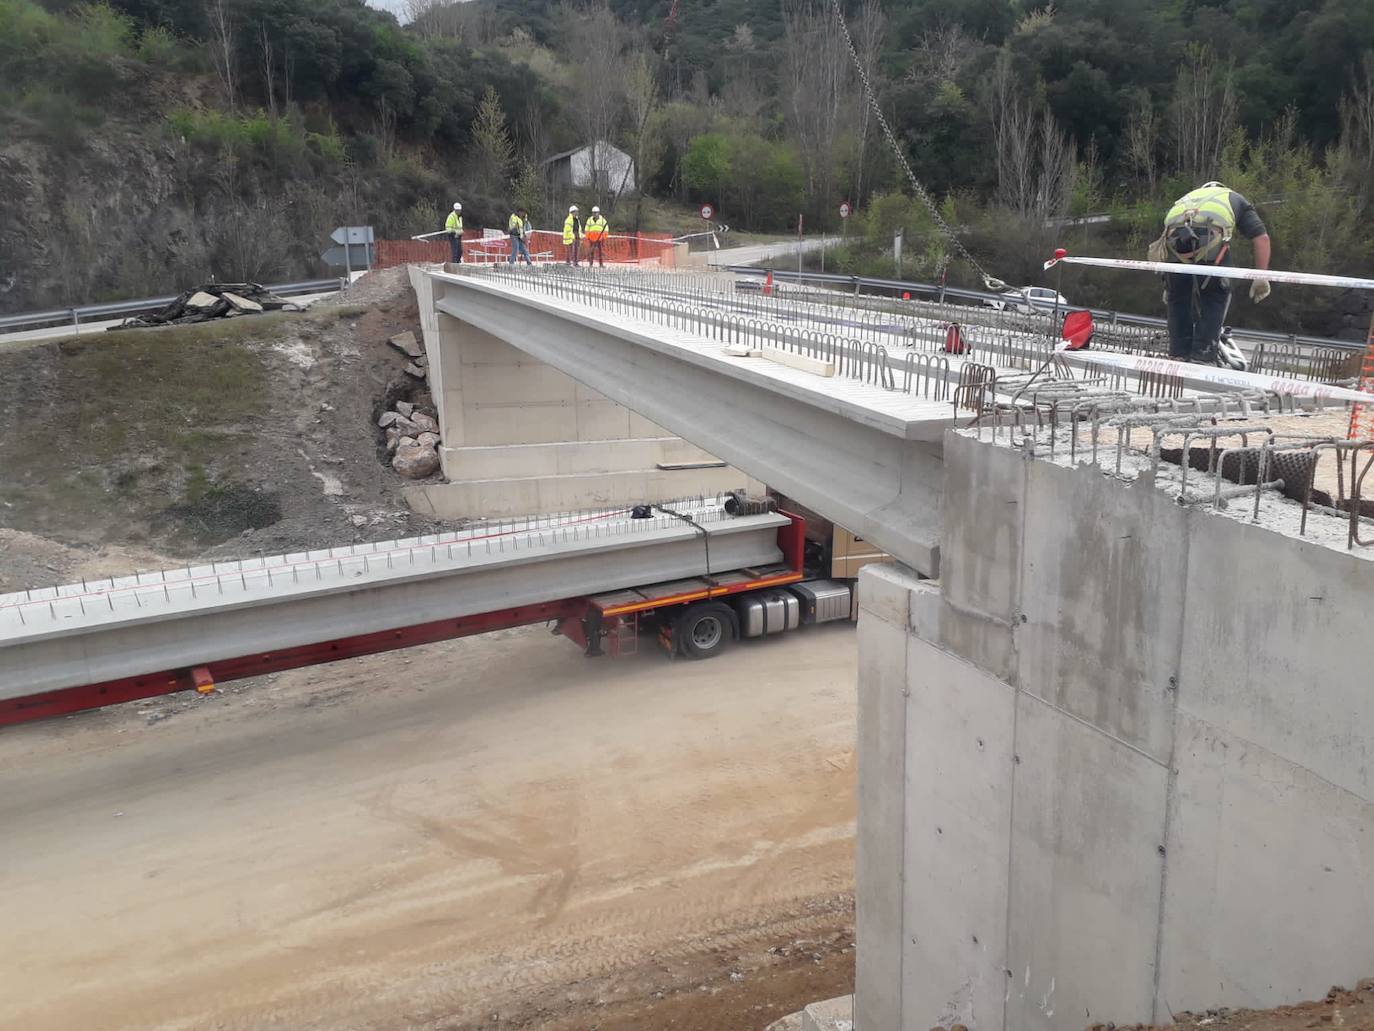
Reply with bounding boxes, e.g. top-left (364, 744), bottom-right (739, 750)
top-left (1147, 233), bottom-right (1168, 263)
top-left (1249, 278), bottom-right (1271, 303)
